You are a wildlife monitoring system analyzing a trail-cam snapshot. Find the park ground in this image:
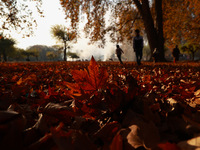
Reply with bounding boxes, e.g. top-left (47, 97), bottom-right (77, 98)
top-left (1, 60), bottom-right (200, 150)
